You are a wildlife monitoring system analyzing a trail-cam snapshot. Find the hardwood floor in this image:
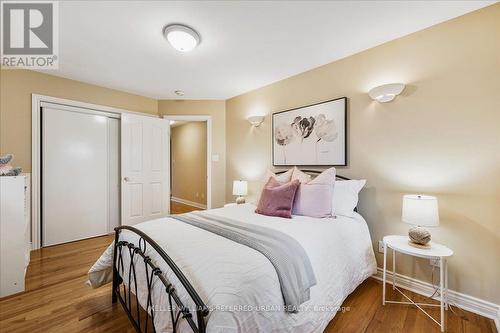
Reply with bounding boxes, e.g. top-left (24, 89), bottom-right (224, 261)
top-left (170, 200), bottom-right (202, 214)
top-left (0, 236), bottom-right (496, 333)
top-left (0, 235), bottom-right (133, 333)
top-left (326, 279), bottom-right (497, 333)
